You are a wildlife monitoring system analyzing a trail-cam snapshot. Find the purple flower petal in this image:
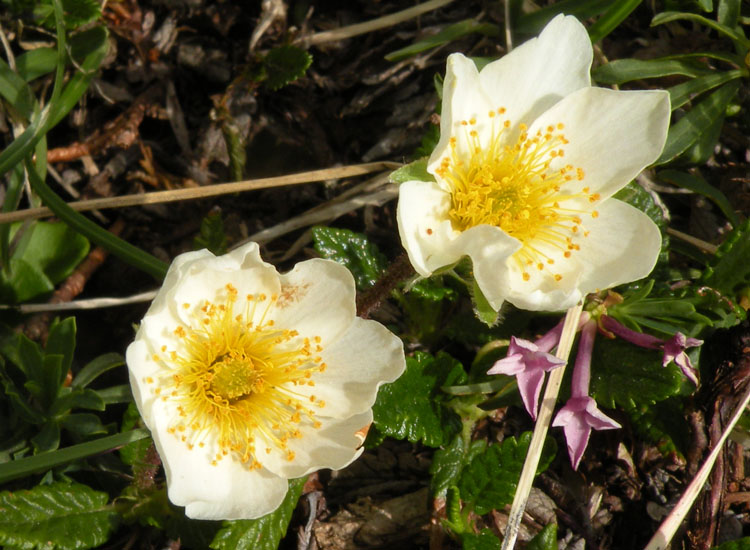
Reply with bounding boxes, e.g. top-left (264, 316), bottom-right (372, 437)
top-left (662, 332), bottom-right (702, 385)
top-left (553, 396), bottom-right (620, 470)
top-left (487, 336), bottom-right (565, 419)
